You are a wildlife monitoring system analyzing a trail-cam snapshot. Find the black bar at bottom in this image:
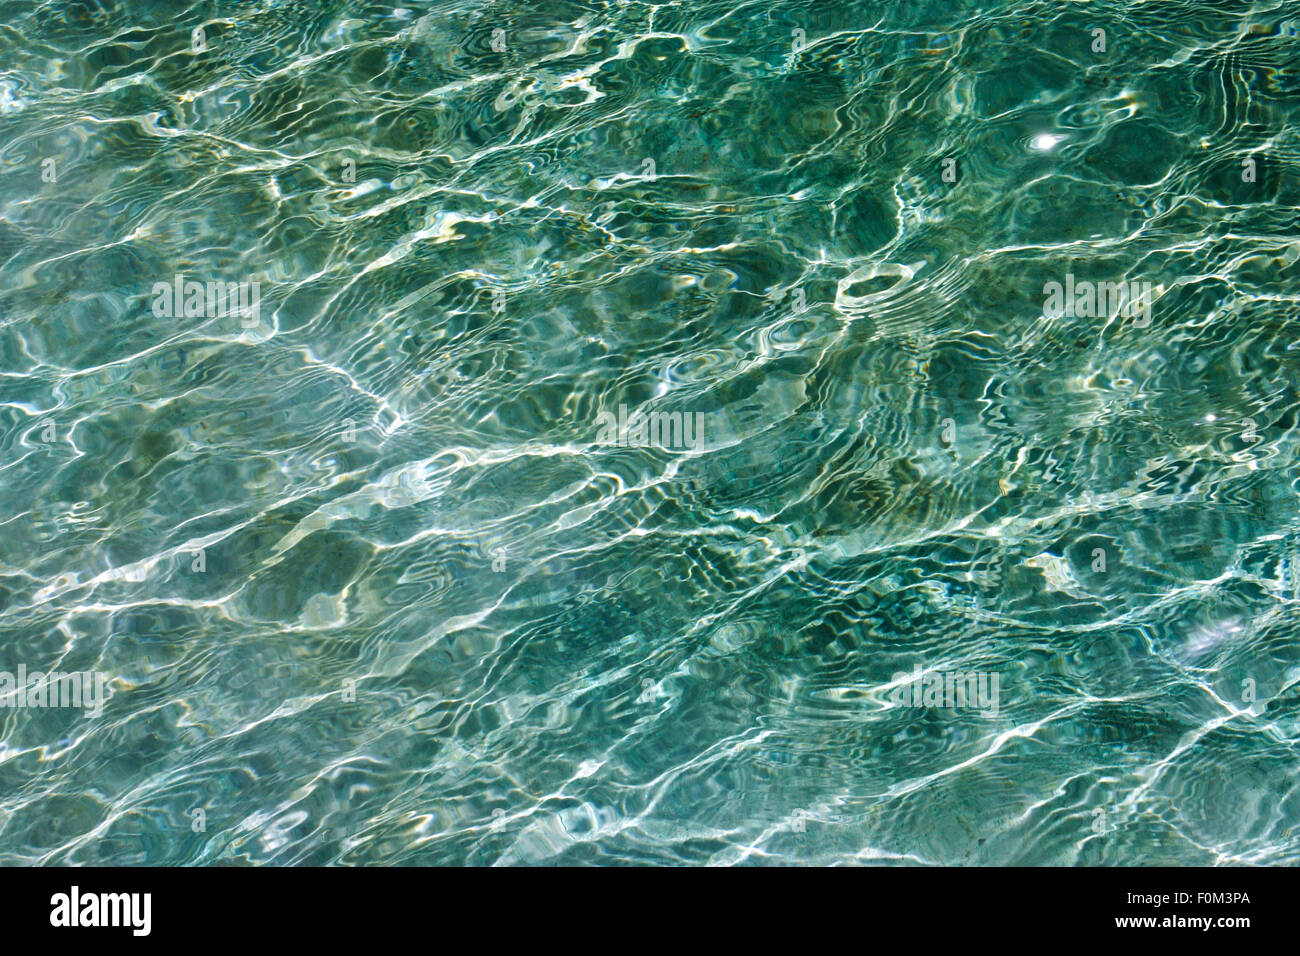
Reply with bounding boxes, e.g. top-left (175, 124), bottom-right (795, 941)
top-left (0, 865), bottom-right (1279, 943)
